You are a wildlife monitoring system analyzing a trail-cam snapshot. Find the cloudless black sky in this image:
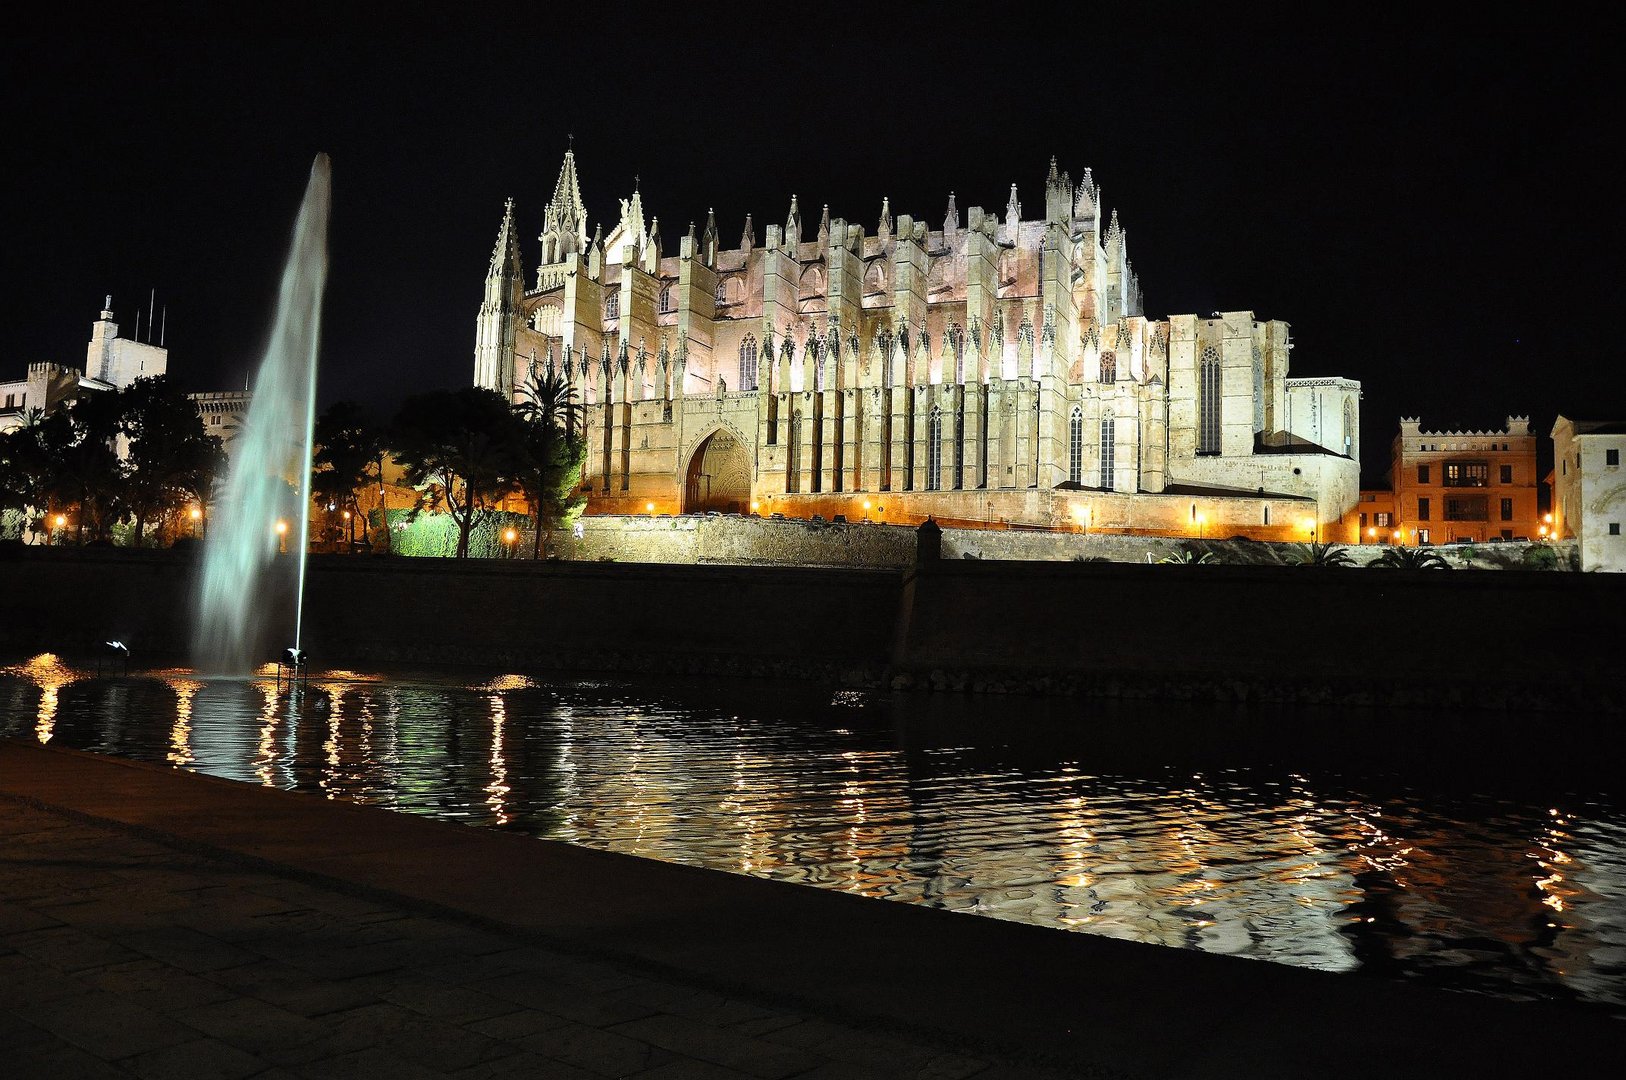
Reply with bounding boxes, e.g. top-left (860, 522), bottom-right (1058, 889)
top-left (3, 19), bottom-right (1620, 484)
